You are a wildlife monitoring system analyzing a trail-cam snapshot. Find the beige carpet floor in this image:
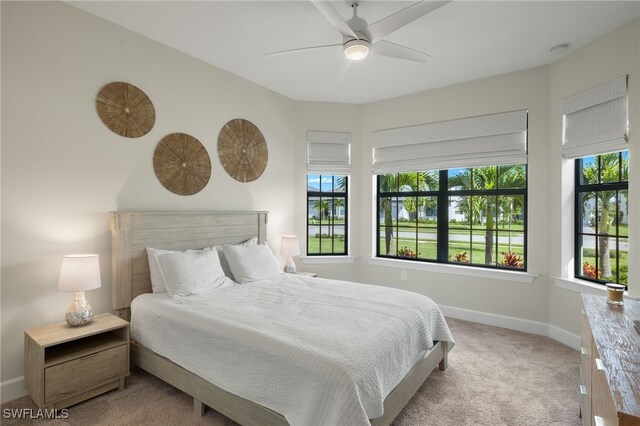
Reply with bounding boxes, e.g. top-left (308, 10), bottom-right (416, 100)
top-left (2, 318), bottom-right (581, 426)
